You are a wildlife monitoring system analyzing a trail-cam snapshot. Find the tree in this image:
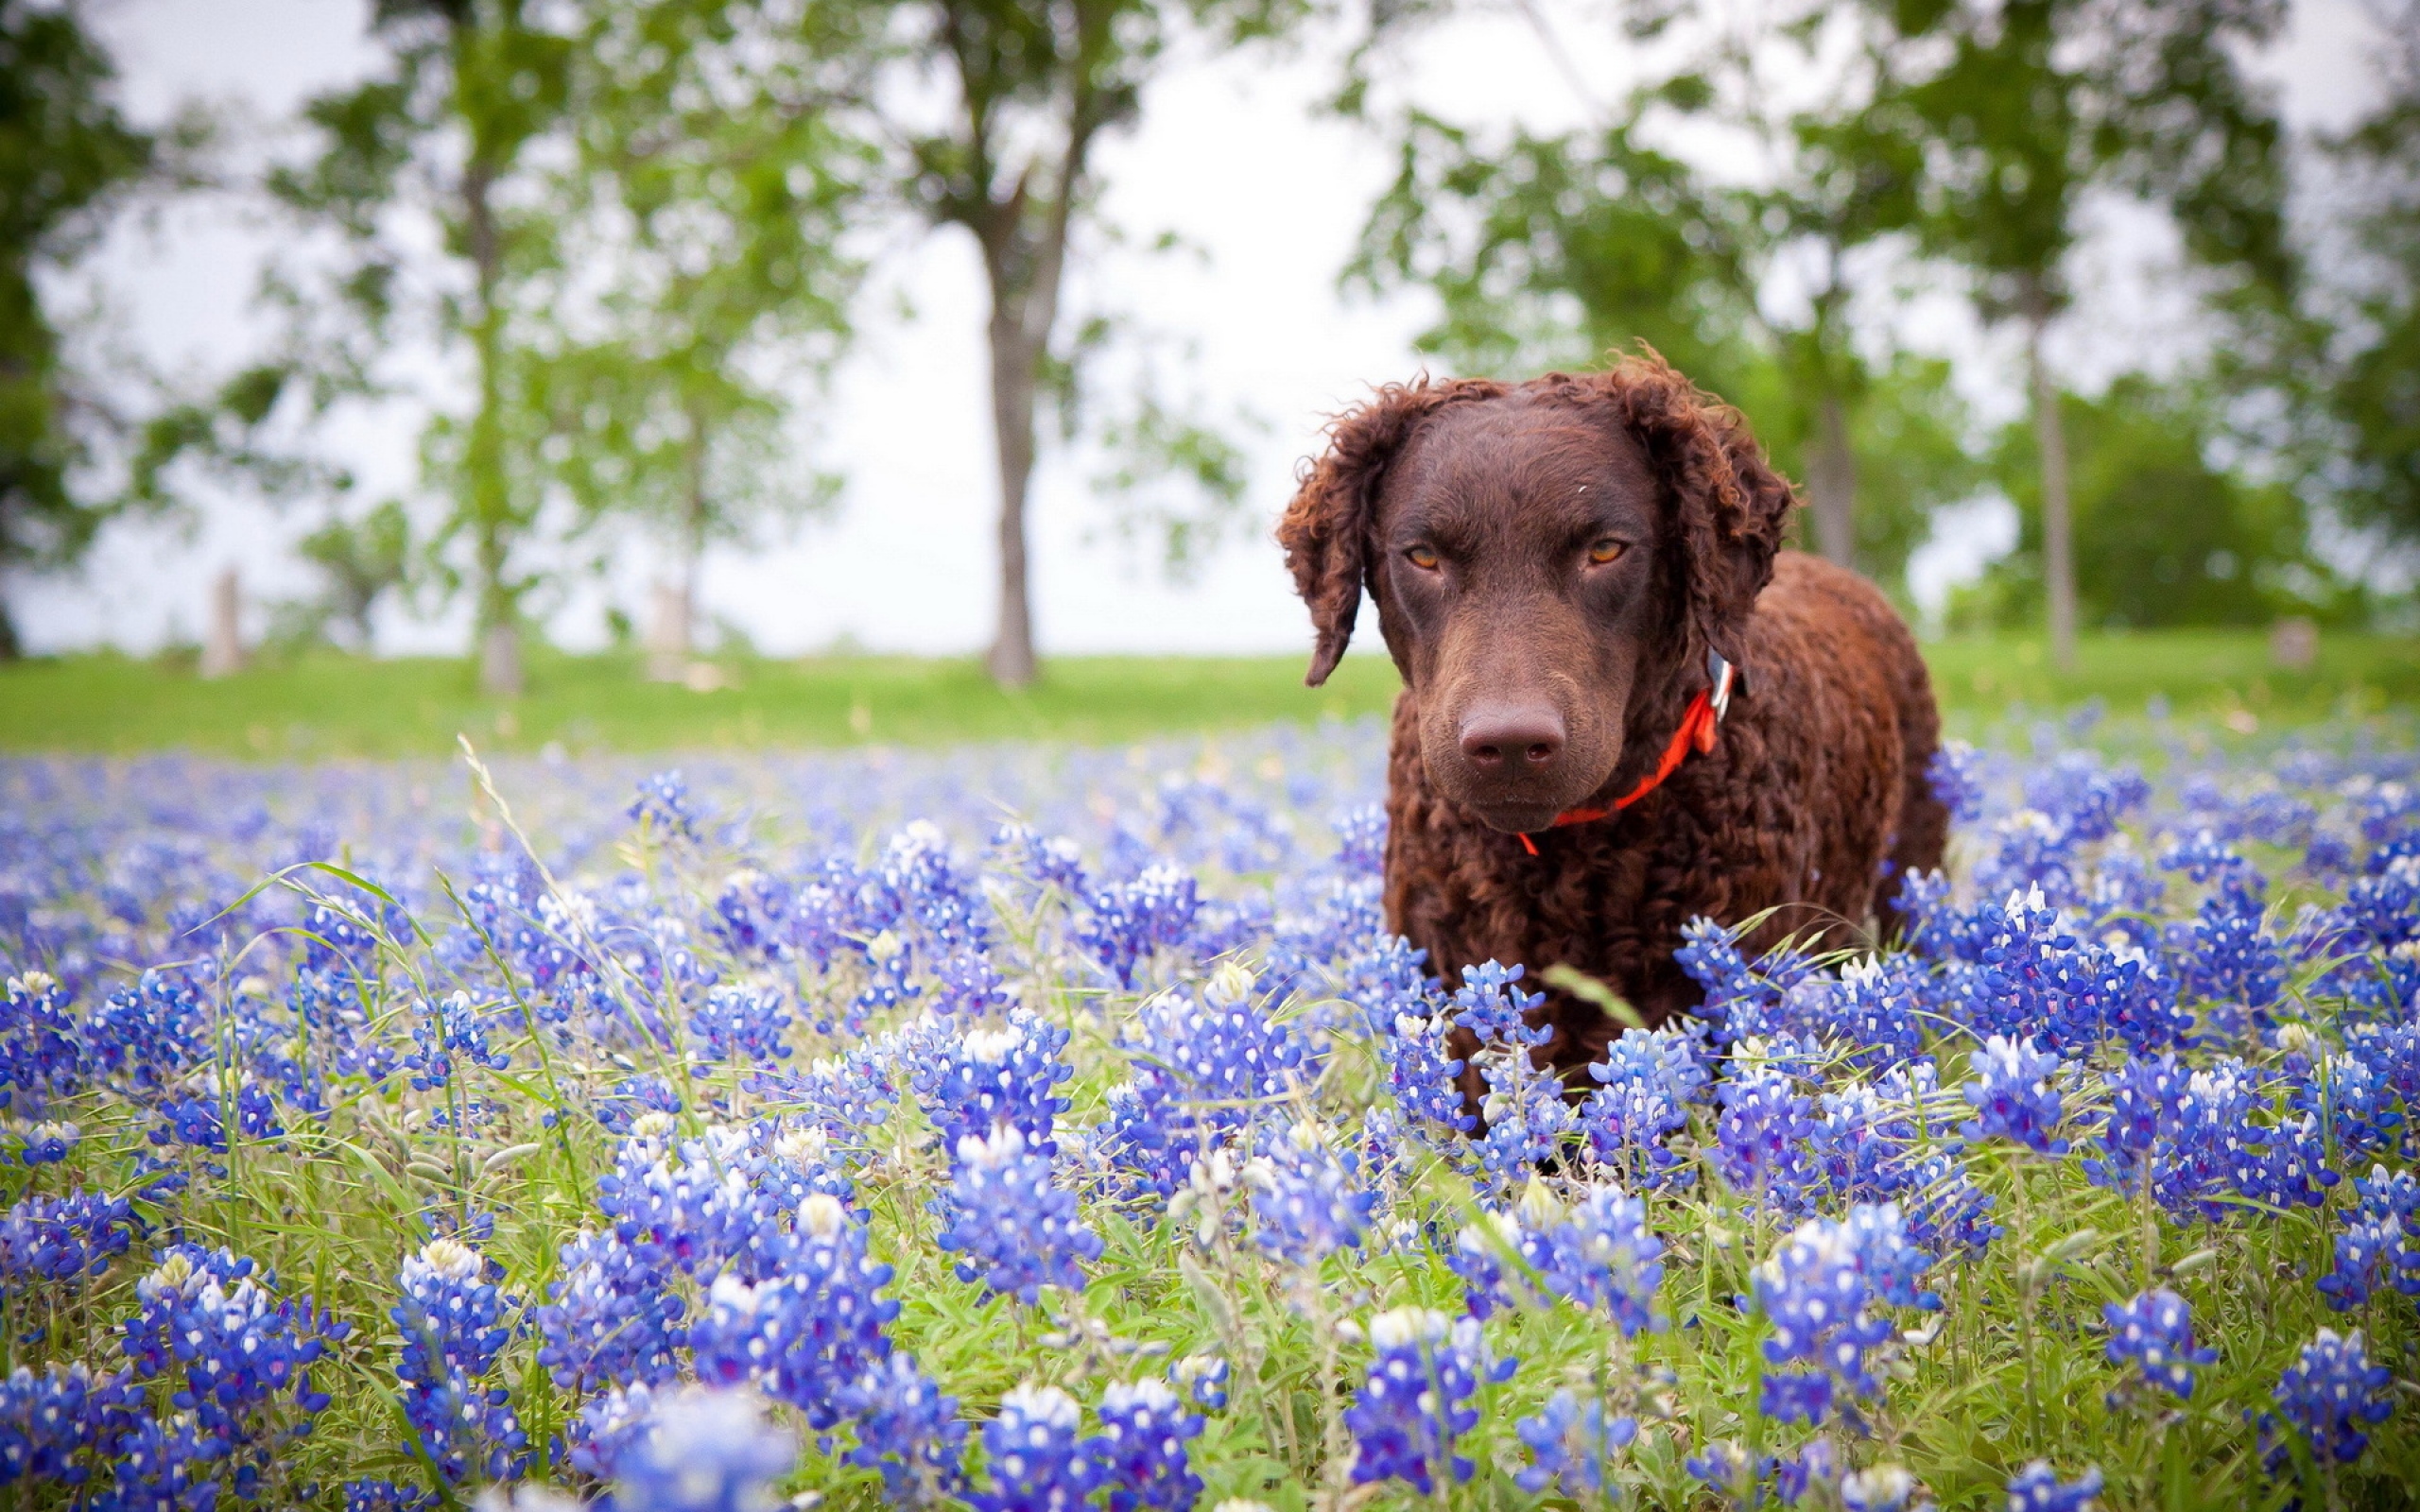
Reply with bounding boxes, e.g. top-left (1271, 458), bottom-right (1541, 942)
top-left (1864, 0), bottom-right (2294, 666)
top-left (0, 0), bottom-right (150, 658)
top-left (545, 0), bottom-right (871, 676)
top-left (268, 0), bottom-right (574, 696)
top-left (1952, 373), bottom-right (2351, 629)
top-left (1347, 7), bottom-right (1977, 601)
top-left (2300, 0), bottom-right (2420, 560)
top-left (883, 0), bottom-right (1303, 687)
